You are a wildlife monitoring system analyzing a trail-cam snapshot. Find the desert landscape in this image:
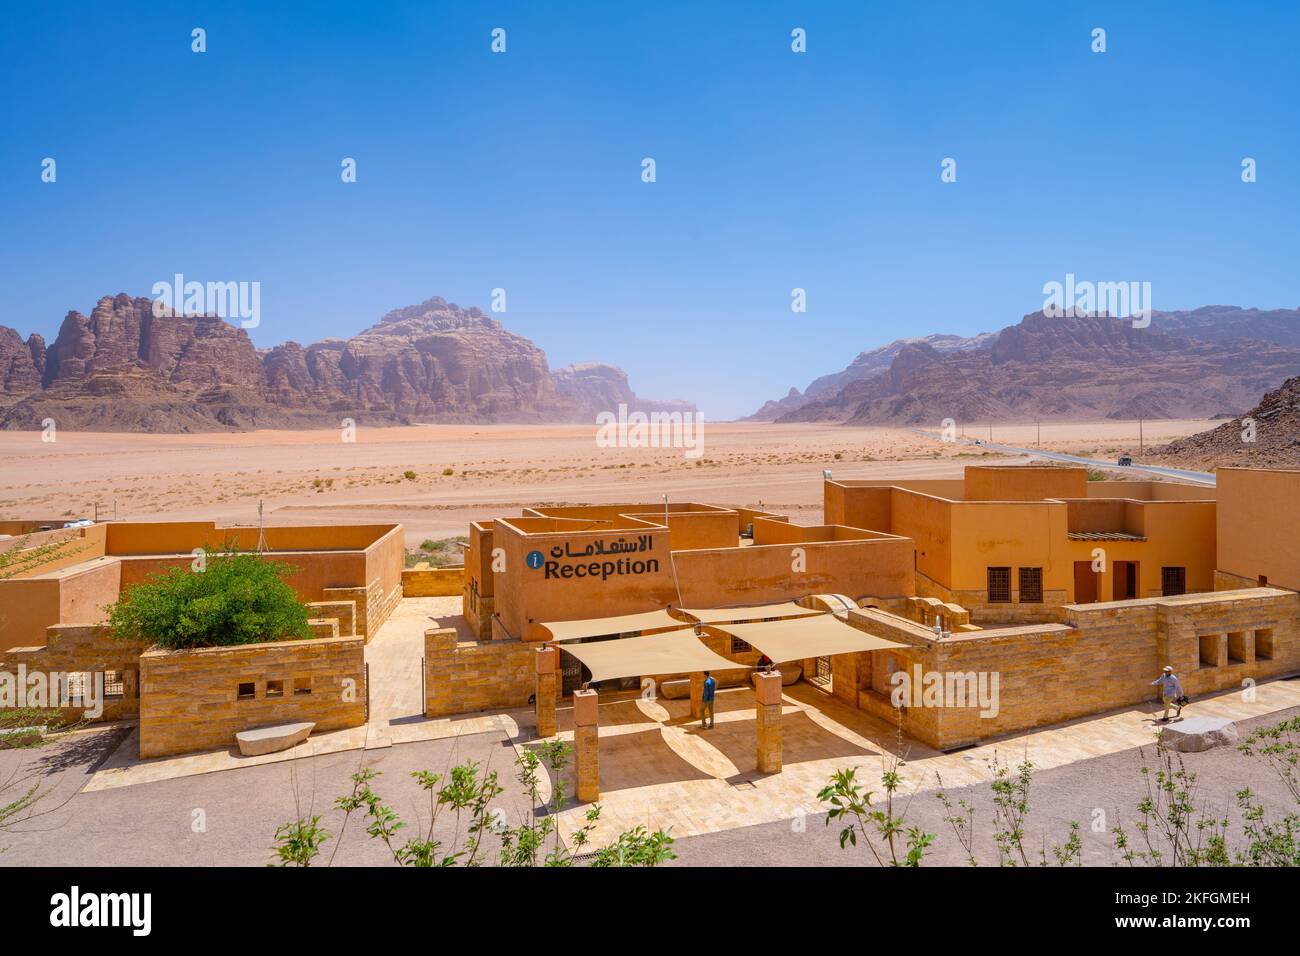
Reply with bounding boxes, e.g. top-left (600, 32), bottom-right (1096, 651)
top-left (0, 419), bottom-right (1215, 548)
